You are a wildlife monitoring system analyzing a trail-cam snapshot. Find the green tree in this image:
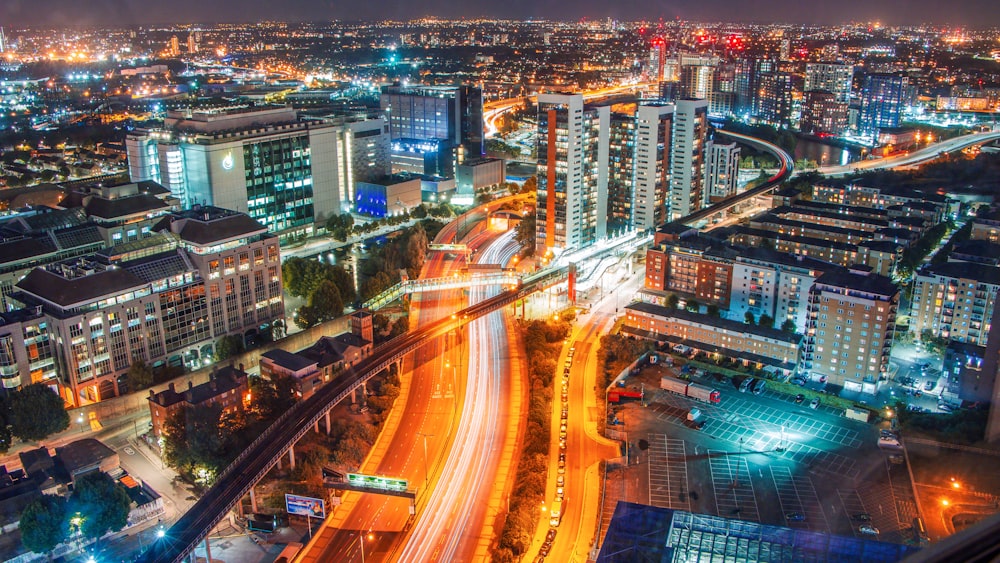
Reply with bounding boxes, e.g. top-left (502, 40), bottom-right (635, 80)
top-left (309, 280), bottom-right (344, 321)
top-left (361, 271), bottom-right (394, 301)
top-left (759, 314), bottom-right (774, 328)
top-left (327, 264), bottom-right (356, 304)
top-left (295, 305), bottom-right (320, 329)
top-left (411, 204), bottom-right (428, 219)
top-left (20, 495), bottom-right (68, 553)
top-left (685, 299), bottom-right (700, 313)
top-left (69, 472), bottom-right (131, 540)
top-left (781, 319), bottom-right (797, 333)
top-left (214, 334), bottom-right (245, 362)
top-left (666, 294), bottom-right (680, 309)
top-left (125, 359), bottom-right (154, 392)
top-left (325, 214), bottom-right (355, 241)
top-left (744, 311), bottom-right (756, 325)
top-left (249, 374), bottom-right (298, 422)
top-left (406, 224), bottom-right (429, 275)
top-left (8, 384), bottom-right (69, 442)
top-left (515, 212), bottom-right (536, 256)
